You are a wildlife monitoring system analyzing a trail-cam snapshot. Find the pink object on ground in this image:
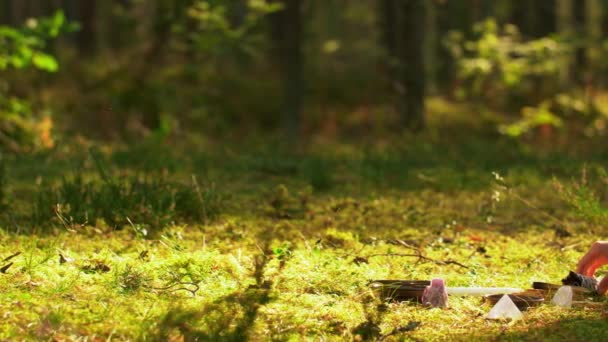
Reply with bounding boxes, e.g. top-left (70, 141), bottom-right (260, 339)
top-left (421, 278), bottom-right (449, 308)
